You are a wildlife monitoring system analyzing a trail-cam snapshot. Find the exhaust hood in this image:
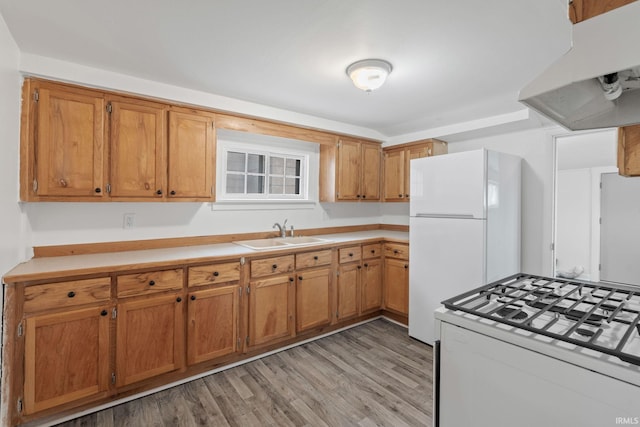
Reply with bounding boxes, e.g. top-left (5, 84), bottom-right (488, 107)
top-left (519, 2), bottom-right (640, 130)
